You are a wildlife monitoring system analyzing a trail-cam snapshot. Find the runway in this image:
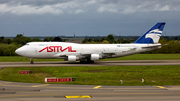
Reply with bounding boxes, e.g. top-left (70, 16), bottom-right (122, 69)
top-left (0, 81), bottom-right (180, 101)
top-left (1, 60), bottom-right (180, 68)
